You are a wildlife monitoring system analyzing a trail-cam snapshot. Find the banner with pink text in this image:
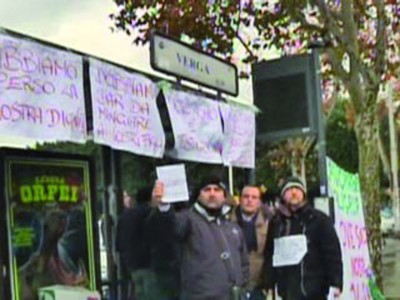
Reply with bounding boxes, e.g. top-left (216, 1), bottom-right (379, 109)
top-left (219, 103), bottom-right (255, 168)
top-left (163, 89), bottom-right (223, 164)
top-left (327, 158), bottom-right (371, 300)
top-left (89, 58), bottom-right (165, 157)
top-left (0, 33), bottom-right (87, 143)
